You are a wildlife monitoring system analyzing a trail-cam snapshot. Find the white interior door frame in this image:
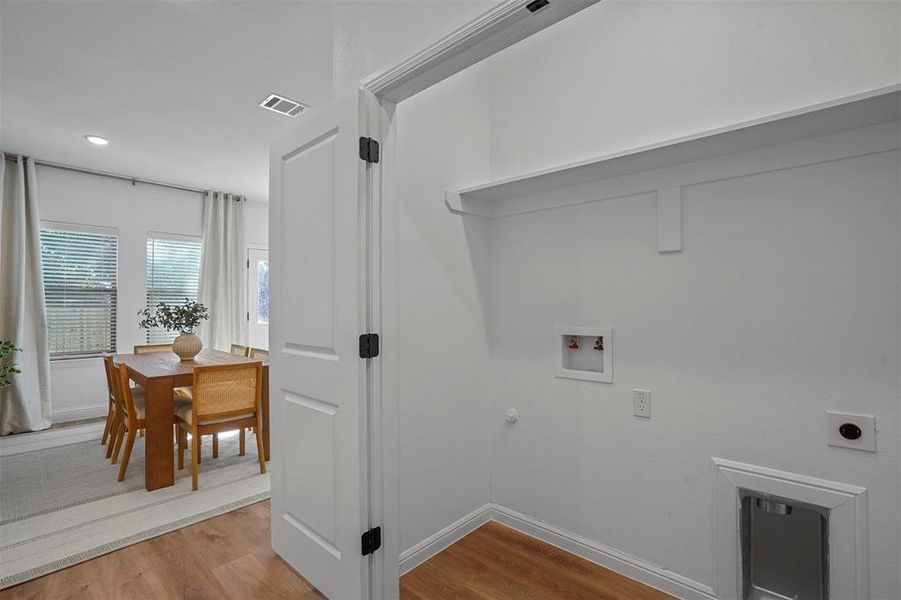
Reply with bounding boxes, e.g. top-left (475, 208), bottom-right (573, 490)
top-left (359, 1), bottom-right (600, 597)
